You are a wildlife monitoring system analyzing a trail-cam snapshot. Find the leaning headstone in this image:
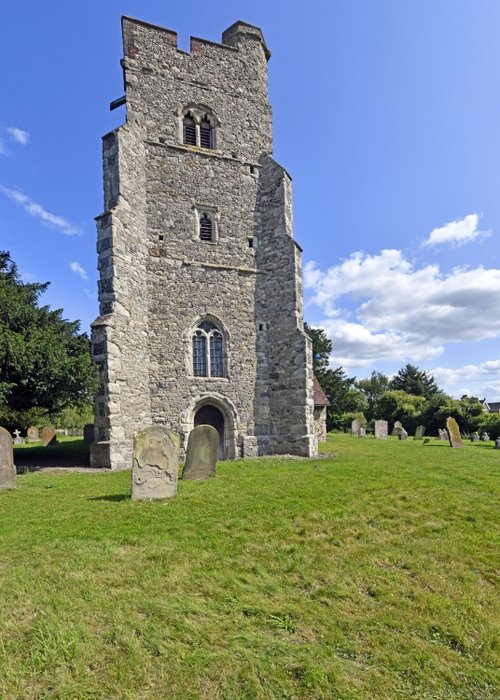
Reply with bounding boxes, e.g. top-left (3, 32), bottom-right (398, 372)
top-left (471, 432), bottom-right (480, 442)
top-left (399, 428), bottom-right (408, 441)
top-left (13, 429), bottom-right (25, 445)
top-left (27, 426), bottom-right (39, 443)
top-left (0, 427), bottom-right (16, 490)
top-left (41, 425), bottom-right (57, 446)
top-left (351, 419), bottom-right (360, 436)
top-left (374, 420), bottom-right (388, 439)
top-left (83, 424), bottom-right (95, 445)
top-left (131, 426), bottom-right (179, 501)
top-left (446, 417), bottom-right (463, 448)
top-left (481, 432), bottom-right (490, 442)
top-left (392, 421), bottom-right (403, 437)
top-left (414, 425), bottom-right (425, 440)
top-left (358, 427), bottom-right (366, 438)
top-left (495, 437), bottom-right (500, 450)
top-left (183, 425), bottom-right (219, 480)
